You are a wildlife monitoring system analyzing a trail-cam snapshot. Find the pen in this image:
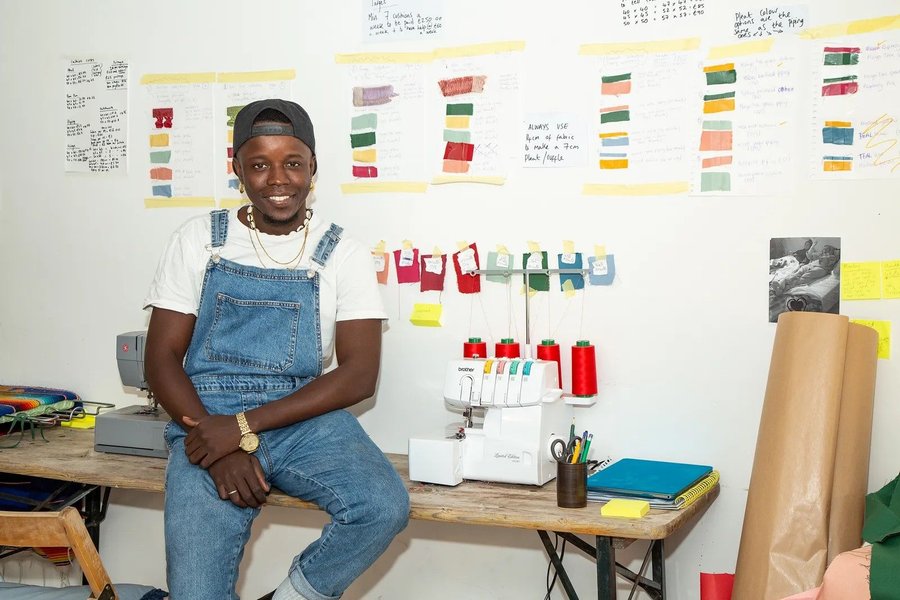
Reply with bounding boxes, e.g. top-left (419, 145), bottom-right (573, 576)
top-left (569, 418), bottom-right (575, 445)
top-left (580, 434), bottom-right (593, 463)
